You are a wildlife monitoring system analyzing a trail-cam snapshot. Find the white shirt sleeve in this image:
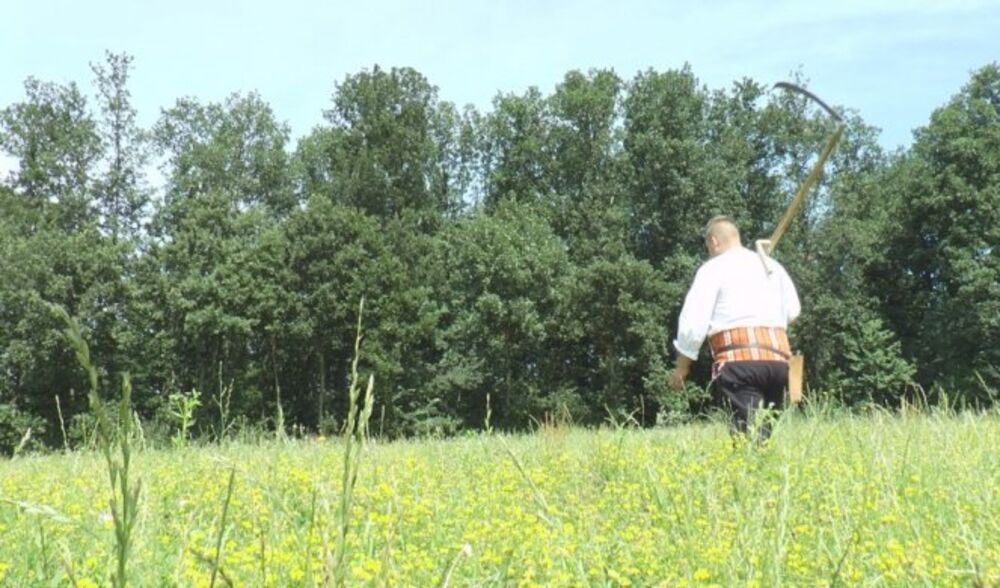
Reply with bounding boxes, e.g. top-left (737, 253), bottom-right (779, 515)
top-left (673, 266), bottom-right (719, 360)
top-left (780, 266), bottom-right (801, 324)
